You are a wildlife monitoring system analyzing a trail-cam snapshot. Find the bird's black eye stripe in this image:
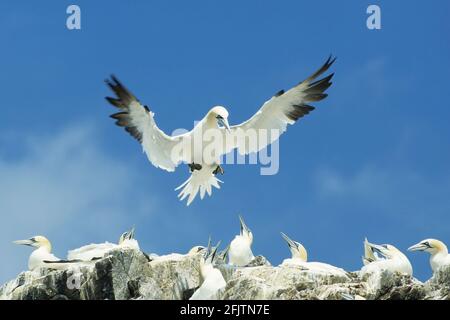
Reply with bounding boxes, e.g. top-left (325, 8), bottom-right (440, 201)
top-left (424, 241), bottom-right (431, 248)
top-left (30, 237), bottom-right (36, 242)
top-left (216, 115), bottom-right (223, 120)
